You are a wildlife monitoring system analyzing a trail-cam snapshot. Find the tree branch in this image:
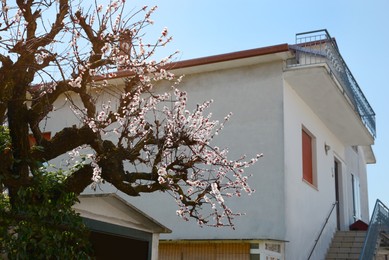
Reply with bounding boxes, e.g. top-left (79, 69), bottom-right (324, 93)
top-left (63, 164), bottom-right (93, 194)
top-left (30, 125), bottom-right (97, 162)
